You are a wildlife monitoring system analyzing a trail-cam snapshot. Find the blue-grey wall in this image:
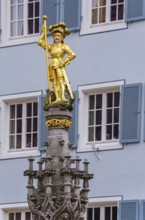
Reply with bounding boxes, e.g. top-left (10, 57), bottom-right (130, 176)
top-left (1, 20), bottom-right (145, 204)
